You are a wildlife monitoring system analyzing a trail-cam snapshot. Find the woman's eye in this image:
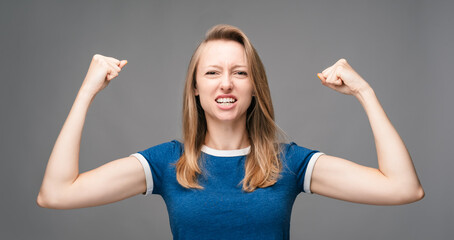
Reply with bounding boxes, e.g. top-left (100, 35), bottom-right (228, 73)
top-left (236, 71), bottom-right (248, 76)
top-left (206, 71), bottom-right (217, 75)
